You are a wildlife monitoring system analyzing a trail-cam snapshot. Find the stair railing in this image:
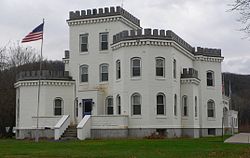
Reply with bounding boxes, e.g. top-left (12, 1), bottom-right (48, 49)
top-left (54, 115), bottom-right (70, 140)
